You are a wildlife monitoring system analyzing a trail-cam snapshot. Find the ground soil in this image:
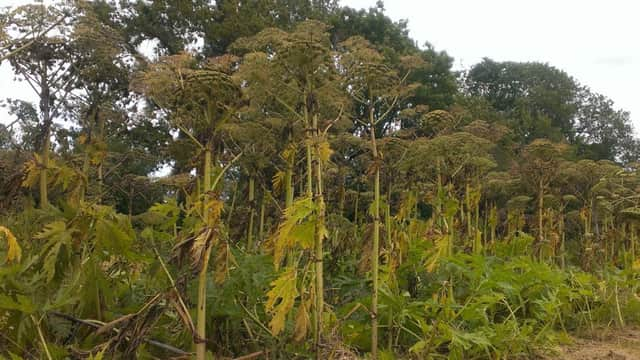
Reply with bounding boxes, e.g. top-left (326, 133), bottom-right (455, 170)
top-left (548, 328), bottom-right (640, 360)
